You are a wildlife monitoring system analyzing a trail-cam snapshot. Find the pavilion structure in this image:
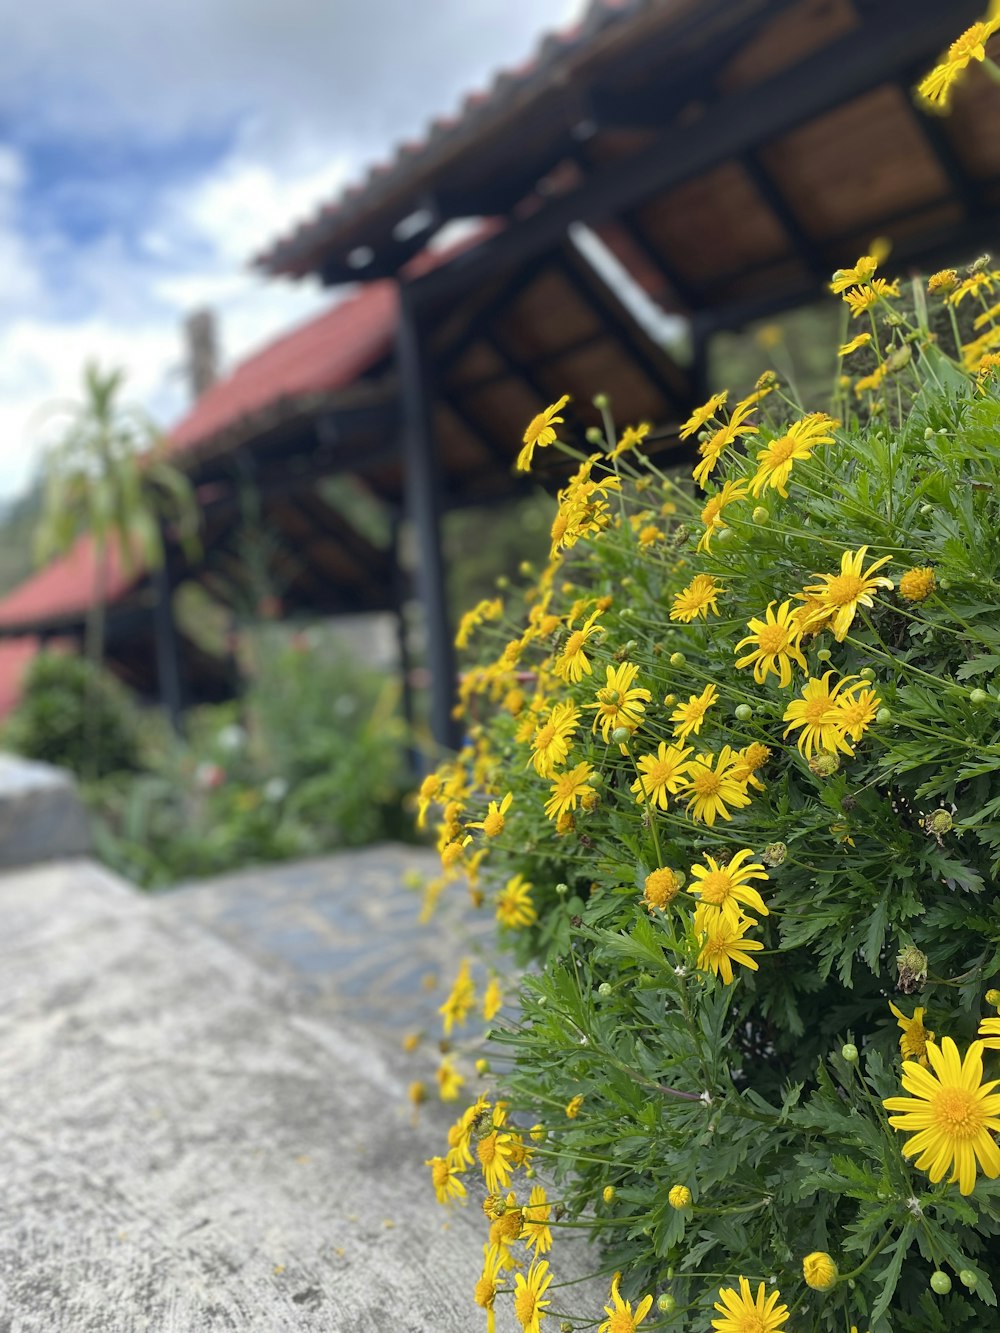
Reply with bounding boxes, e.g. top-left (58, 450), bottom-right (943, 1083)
top-left (1, 0), bottom-right (998, 749)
